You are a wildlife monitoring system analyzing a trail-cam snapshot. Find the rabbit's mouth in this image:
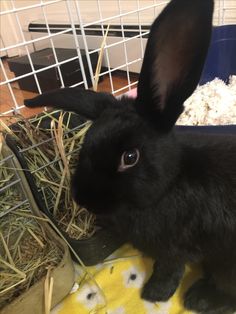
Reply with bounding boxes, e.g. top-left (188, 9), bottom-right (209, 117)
top-left (75, 197), bottom-right (112, 215)
top-left (72, 179), bottom-right (114, 215)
